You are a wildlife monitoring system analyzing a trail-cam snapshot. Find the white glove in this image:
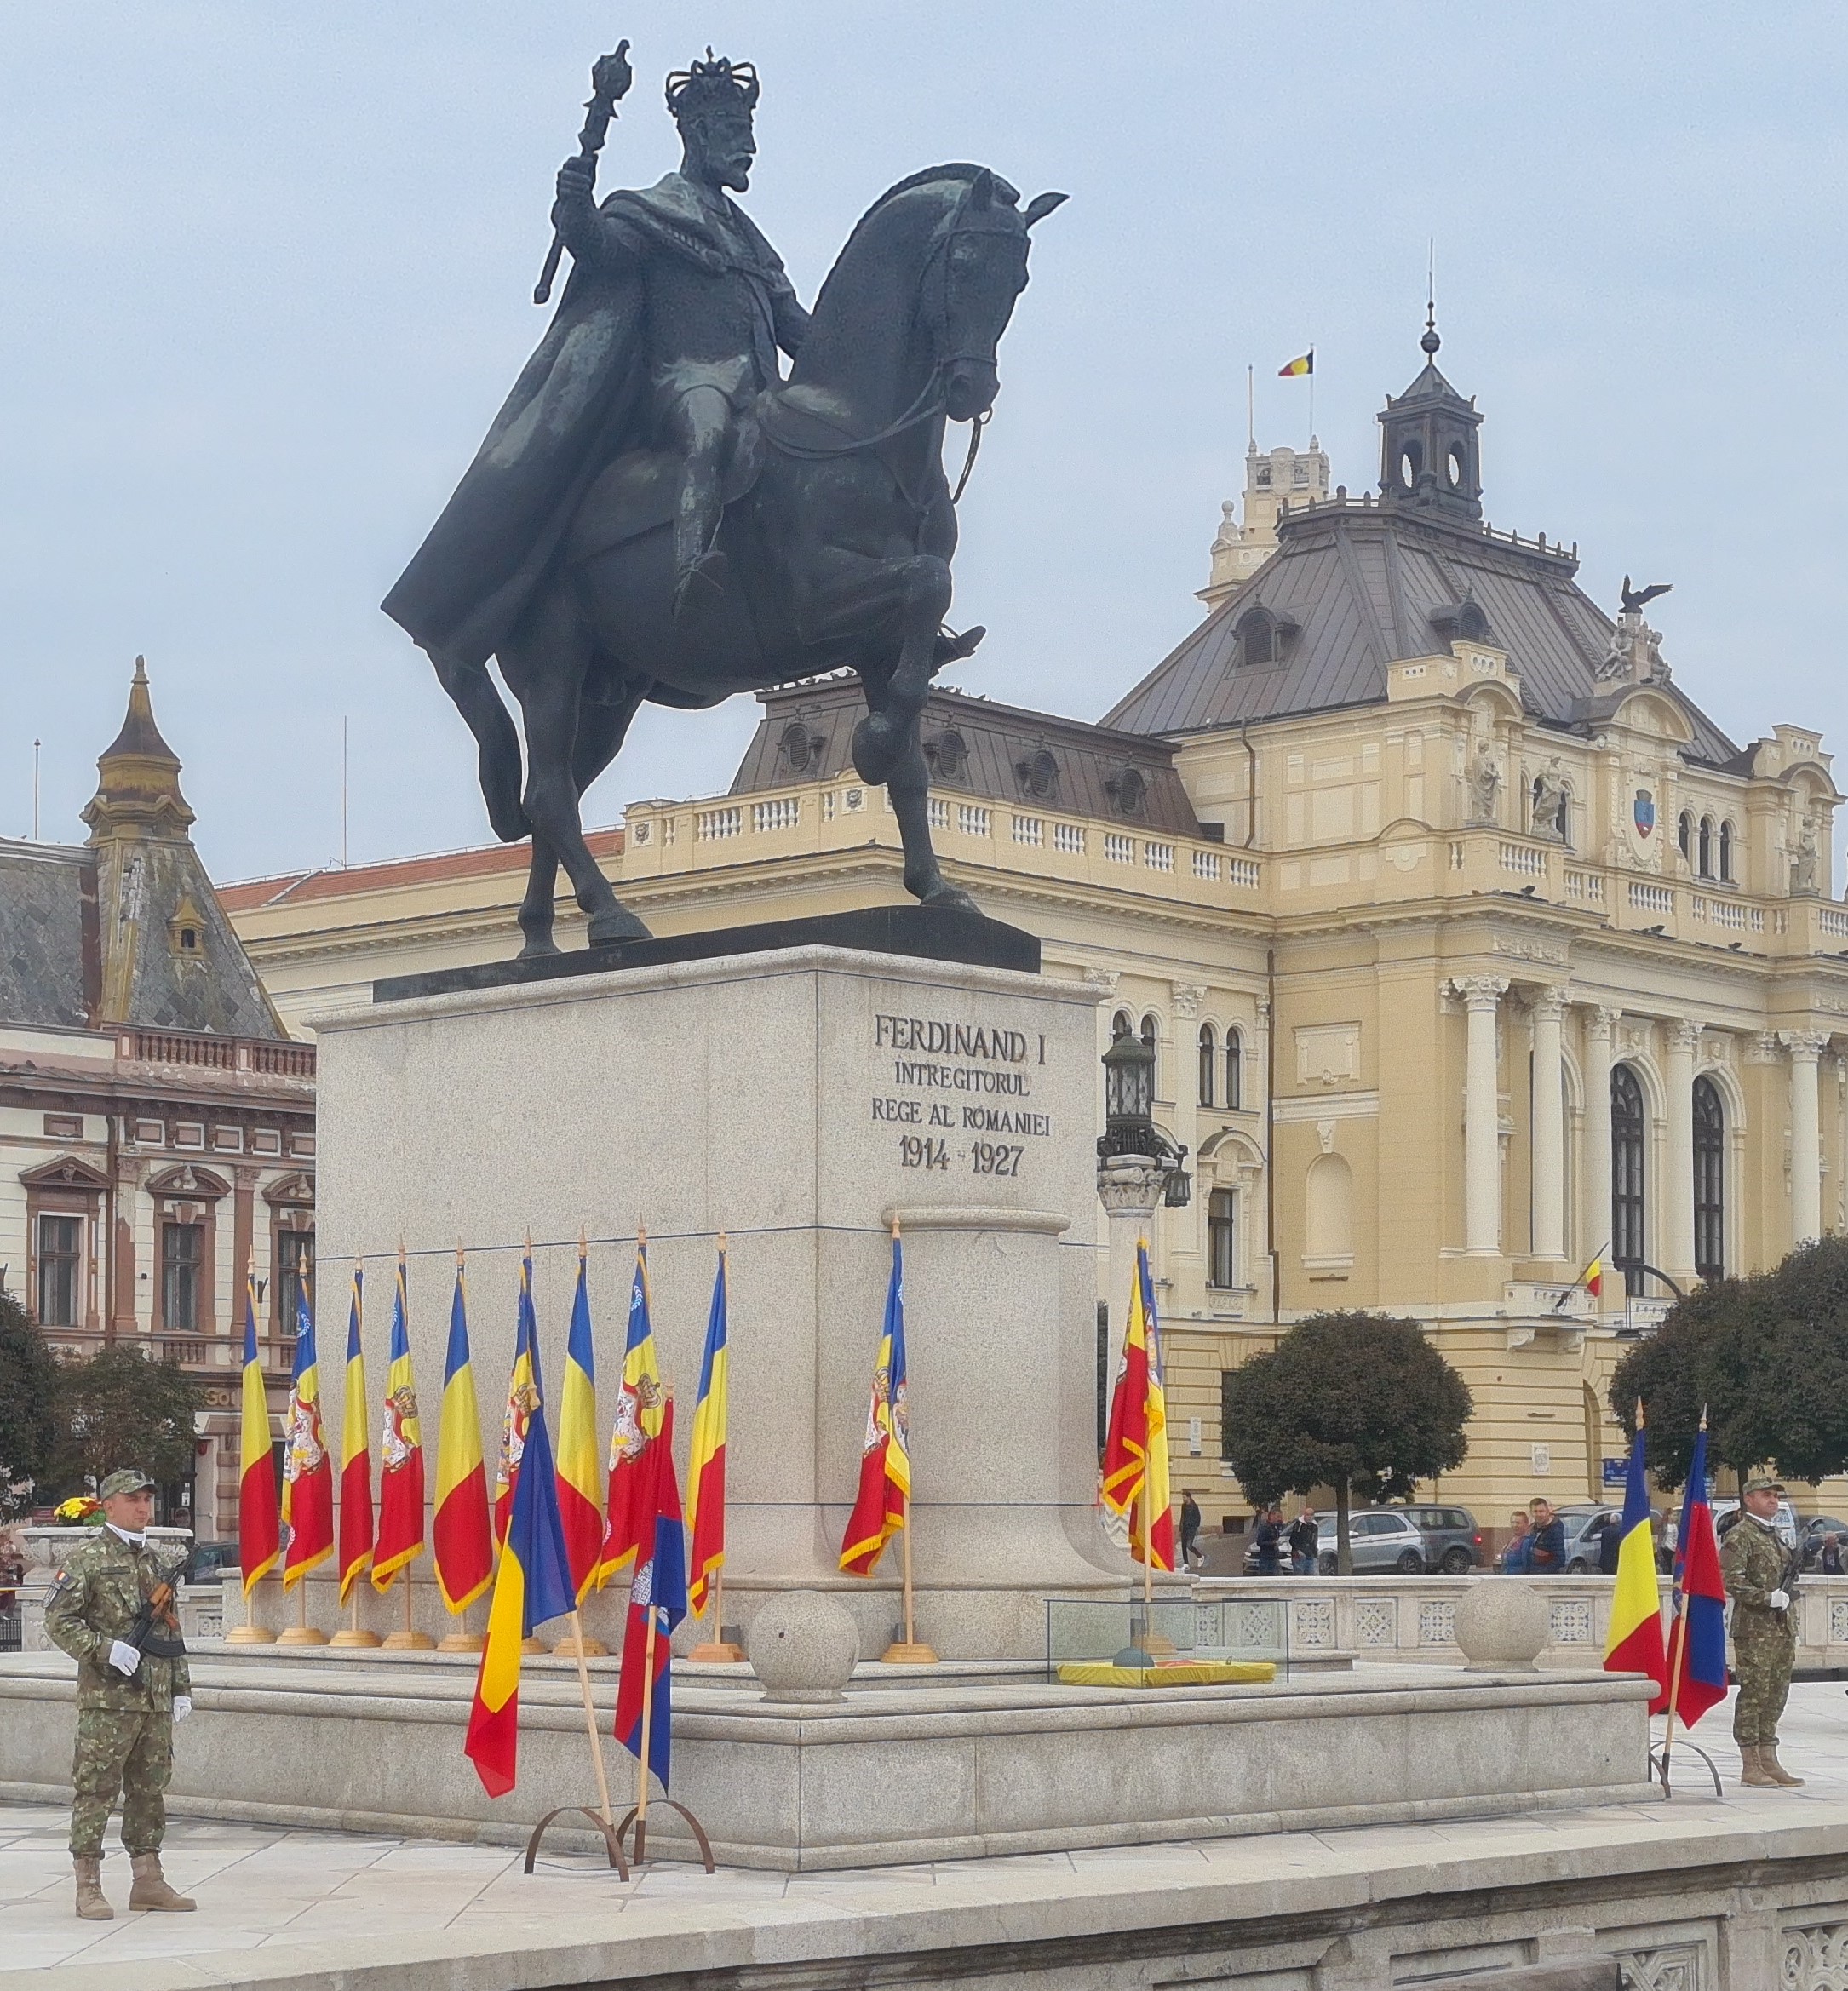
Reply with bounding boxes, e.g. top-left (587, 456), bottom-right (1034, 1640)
top-left (106, 1639), bottom-right (141, 1677)
top-left (172, 1696), bottom-right (192, 1722)
top-left (1768, 1588), bottom-right (1791, 1611)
